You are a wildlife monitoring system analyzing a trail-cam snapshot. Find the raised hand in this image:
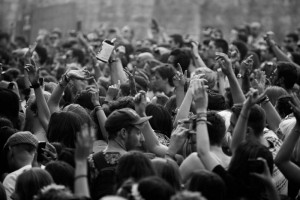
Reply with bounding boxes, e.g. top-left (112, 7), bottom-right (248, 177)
top-left (173, 63), bottom-right (187, 88)
top-left (167, 125), bottom-right (189, 155)
top-left (106, 80), bottom-right (120, 101)
top-left (75, 124), bottom-right (95, 162)
top-left (87, 85), bottom-right (100, 106)
top-left (243, 88), bottom-right (266, 109)
top-left (24, 41), bottom-right (37, 60)
top-left (240, 55), bottom-right (253, 76)
top-left (67, 68), bottom-right (91, 80)
top-left (191, 40), bottom-right (199, 56)
top-left (41, 142), bottom-right (58, 164)
top-left (250, 69), bottom-right (266, 94)
top-left (24, 63), bottom-right (39, 84)
top-left (134, 90), bottom-right (147, 116)
top-left (263, 32), bottom-right (276, 48)
top-left (215, 52), bottom-right (234, 77)
top-left (192, 79), bottom-right (208, 111)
